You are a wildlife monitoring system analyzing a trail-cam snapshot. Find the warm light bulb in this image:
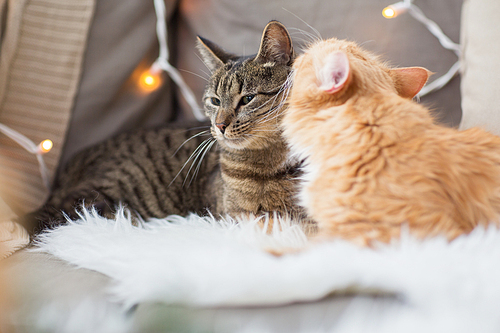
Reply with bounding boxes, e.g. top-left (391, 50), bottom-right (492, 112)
top-left (382, 2), bottom-right (409, 19)
top-left (39, 139), bottom-right (53, 154)
top-left (138, 69), bottom-right (161, 92)
top-left (144, 75), bottom-right (155, 86)
top-left (382, 7), bottom-right (396, 18)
